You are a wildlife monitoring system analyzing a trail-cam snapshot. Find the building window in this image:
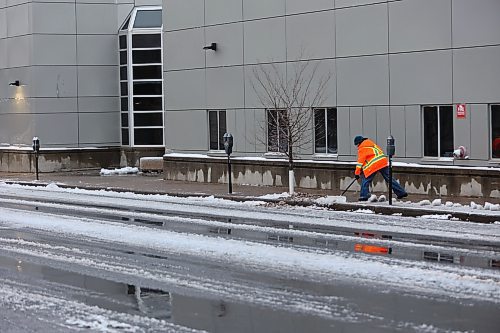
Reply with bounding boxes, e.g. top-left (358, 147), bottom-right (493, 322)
top-left (119, 7), bottom-right (164, 147)
top-left (423, 105), bottom-right (454, 157)
top-left (267, 109), bottom-right (288, 153)
top-left (492, 105), bottom-right (500, 159)
top-left (314, 108), bottom-right (337, 154)
top-left (208, 110), bottom-right (227, 151)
